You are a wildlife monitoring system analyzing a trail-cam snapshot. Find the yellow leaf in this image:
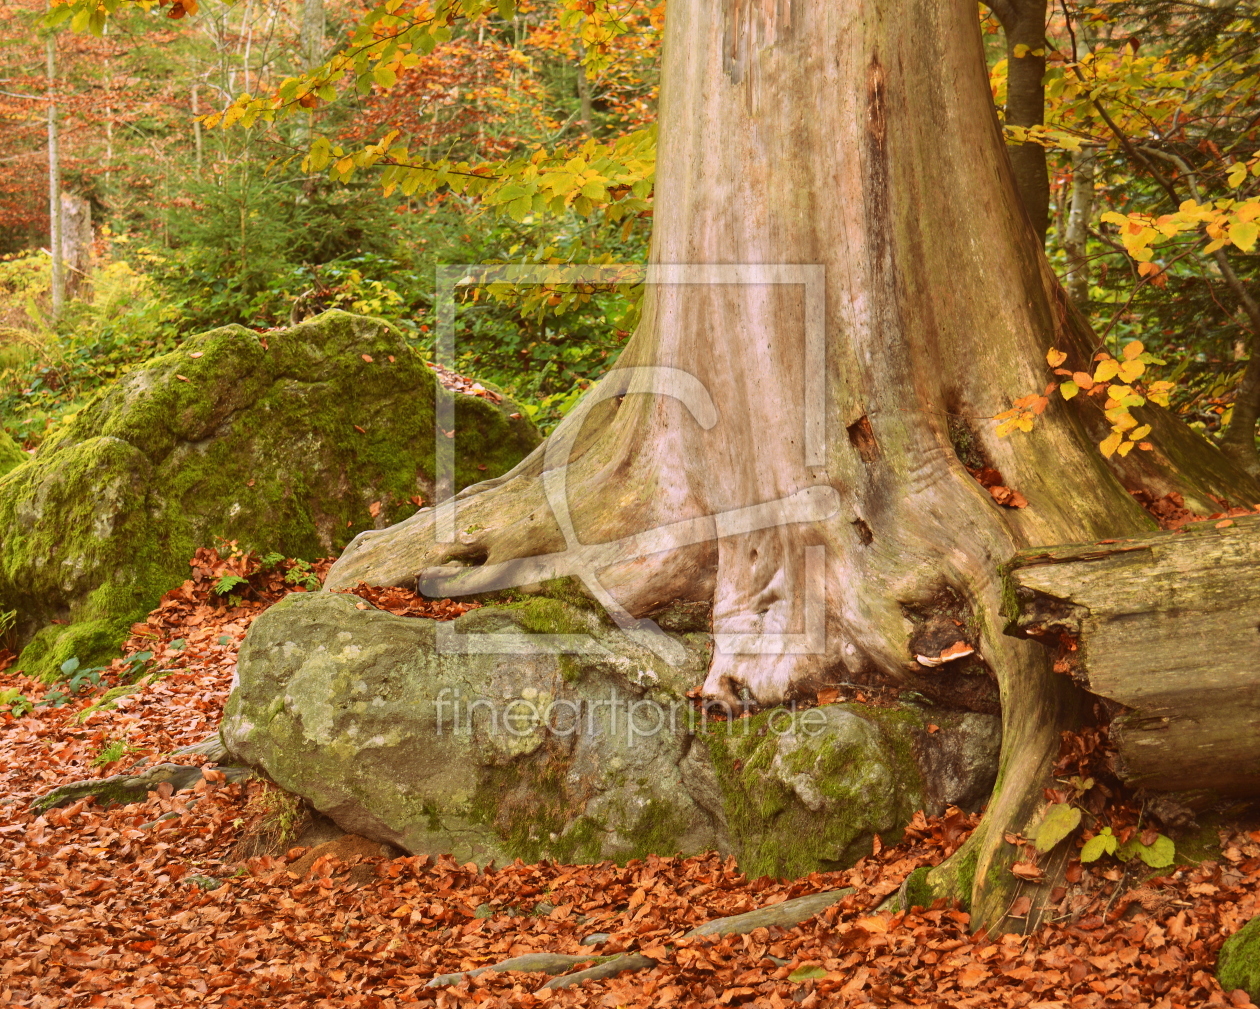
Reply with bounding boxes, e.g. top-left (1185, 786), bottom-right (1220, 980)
top-left (1229, 162), bottom-right (1248, 188)
top-left (1231, 221), bottom-right (1259, 253)
top-left (1129, 424), bottom-right (1152, 441)
top-left (1046, 348), bottom-right (1067, 368)
top-left (1060, 381), bottom-right (1079, 400)
top-left (1093, 359), bottom-right (1120, 384)
top-left (1122, 341), bottom-right (1144, 361)
top-left (1100, 430), bottom-right (1123, 458)
top-left (1117, 441), bottom-right (1134, 457)
top-left (1118, 360), bottom-right (1145, 383)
